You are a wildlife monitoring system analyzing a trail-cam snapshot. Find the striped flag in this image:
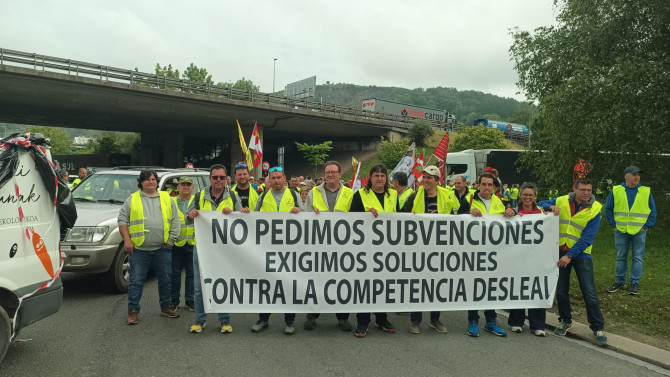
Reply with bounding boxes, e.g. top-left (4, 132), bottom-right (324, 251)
top-left (248, 122), bottom-right (263, 169)
top-left (236, 120), bottom-right (254, 169)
